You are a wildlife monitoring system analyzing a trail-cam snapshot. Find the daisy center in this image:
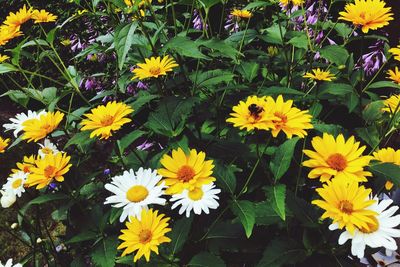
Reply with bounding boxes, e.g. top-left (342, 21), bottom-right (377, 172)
top-left (177, 165), bottom-right (196, 182)
top-left (358, 216), bottom-right (379, 234)
top-left (42, 124), bottom-right (53, 133)
top-left (44, 165), bottom-right (57, 178)
top-left (274, 112), bottom-right (288, 124)
top-left (126, 185), bottom-right (149, 202)
top-left (23, 165), bottom-right (31, 173)
top-left (188, 187), bottom-right (204, 201)
top-left (138, 229), bottom-right (152, 243)
top-left (338, 200), bottom-right (353, 214)
top-left (149, 66), bottom-right (161, 76)
top-left (327, 153), bottom-right (347, 171)
top-left (41, 147), bottom-right (53, 155)
top-left (100, 115), bottom-right (115, 127)
top-left (12, 179), bottom-right (22, 189)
